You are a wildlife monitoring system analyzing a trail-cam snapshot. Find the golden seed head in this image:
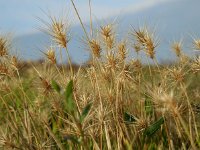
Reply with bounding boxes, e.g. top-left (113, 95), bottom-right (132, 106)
top-left (172, 41), bottom-right (182, 57)
top-left (191, 56), bottom-right (200, 73)
top-left (101, 67), bottom-right (112, 82)
top-left (118, 65), bottom-right (132, 82)
top-left (51, 19), bottom-right (69, 48)
top-left (0, 37), bottom-right (9, 57)
top-left (11, 56), bottom-right (19, 70)
top-left (135, 118), bottom-right (148, 132)
top-left (131, 59), bottom-right (142, 71)
top-left (133, 43), bottom-right (142, 53)
top-left (118, 41), bottom-right (127, 61)
top-left (86, 67), bottom-right (96, 83)
top-left (133, 28), bottom-right (147, 45)
top-left (89, 39), bottom-right (101, 58)
top-left (0, 63), bottom-right (9, 76)
top-left (179, 54), bottom-right (189, 65)
top-left (169, 67), bottom-right (184, 83)
top-left (193, 39), bottom-right (200, 51)
top-left (45, 48), bottom-right (57, 64)
top-left (100, 24), bottom-right (115, 49)
top-left (106, 36), bottom-right (115, 49)
top-left (100, 24), bottom-right (112, 38)
top-left (106, 53), bottom-right (118, 69)
top-left (132, 27), bottom-right (157, 59)
top-left (152, 90), bottom-right (182, 116)
top-left (40, 15), bottom-right (70, 48)
top-left (145, 36), bottom-right (156, 59)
